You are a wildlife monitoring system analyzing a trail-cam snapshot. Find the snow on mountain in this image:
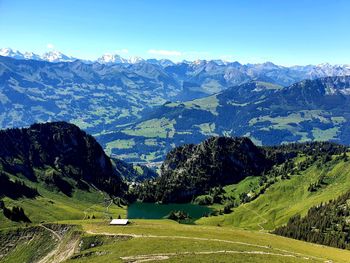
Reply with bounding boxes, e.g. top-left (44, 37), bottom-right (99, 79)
top-left (192, 59), bottom-right (206, 66)
top-left (146, 58), bottom-right (174, 67)
top-left (1, 47), bottom-right (350, 79)
top-left (0, 48), bottom-right (77, 62)
top-left (41, 50), bottom-right (77, 62)
top-left (295, 63), bottom-right (350, 79)
top-left (159, 59), bottom-right (175, 67)
top-left (212, 59), bottom-right (228, 66)
top-left (0, 48), bottom-right (24, 59)
top-left (23, 52), bottom-right (42, 60)
top-left (128, 56), bottom-right (144, 64)
top-left (97, 54), bottom-right (145, 64)
top-left (97, 53), bottom-right (128, 64)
